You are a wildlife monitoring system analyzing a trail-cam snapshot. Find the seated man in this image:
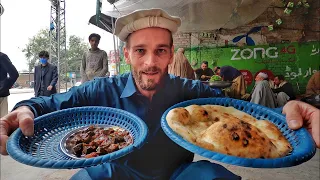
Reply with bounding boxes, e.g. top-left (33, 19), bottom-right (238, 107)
top-left (303, 70), bottom-right (320, 108)
top-left (250, 72), bottom-right (277, 108)
top-left (272, 75), bottom-right (296, 107)
top-left (214, 66), bottom-right (246, 99)
top-left (306, 71), bottom-right (320, 96)
top-left (194, 61), bottom-right (214, 81)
